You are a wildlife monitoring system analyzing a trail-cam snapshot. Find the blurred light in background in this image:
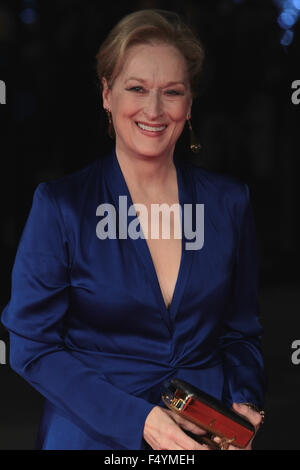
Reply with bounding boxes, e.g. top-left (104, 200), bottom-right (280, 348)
top-left (292, 0), bottom-right (300, 9)
top-left (281, 28), bottom-right (294, 44)
top-left (273, 0), bottom-right (300, 45)
top-left (231, 0), bottom-right (299, 46)
top-left (278, 10), bottom-right (298, 27)
top-left (20, 0), bottom-right (37, 25)
top-left (19, 8), bottom-right (37, 25)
